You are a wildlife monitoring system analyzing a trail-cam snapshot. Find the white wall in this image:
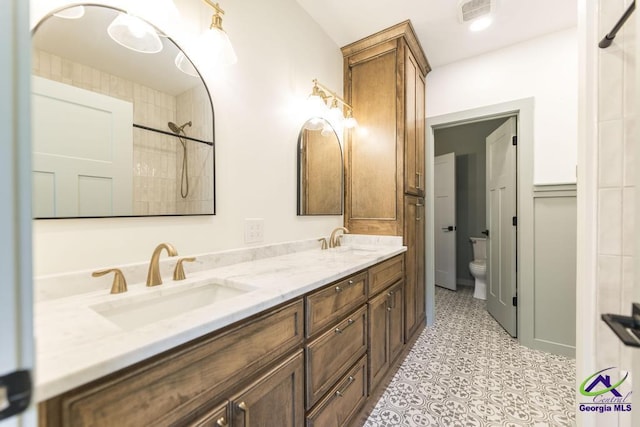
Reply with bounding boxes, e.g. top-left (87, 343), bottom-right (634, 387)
top-left (426, 28), bottom-right (578, 185)
top-left (31, 0), bottom-right (344, 275)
